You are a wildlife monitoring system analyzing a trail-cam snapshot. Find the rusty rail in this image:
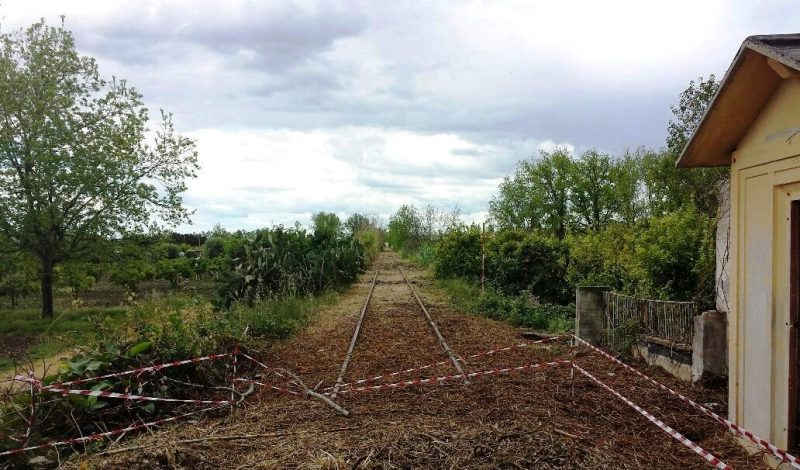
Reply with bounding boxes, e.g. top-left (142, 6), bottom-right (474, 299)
top-left (399, 267), bottom-right (470, 384)
top-left (330, 270), bottom-right (379, 398)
